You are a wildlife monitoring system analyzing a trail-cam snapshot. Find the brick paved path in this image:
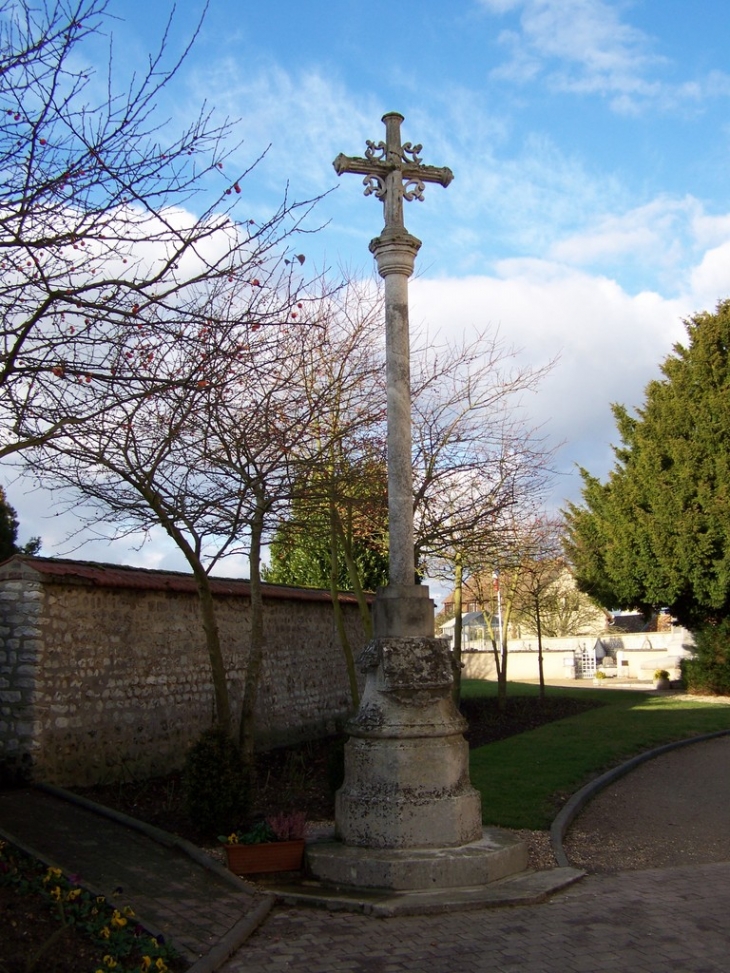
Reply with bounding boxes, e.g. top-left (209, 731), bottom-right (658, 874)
top-left (223, 862), bottom-right (730, 973)
top-left (0, 787), bottom-right (261, 963)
